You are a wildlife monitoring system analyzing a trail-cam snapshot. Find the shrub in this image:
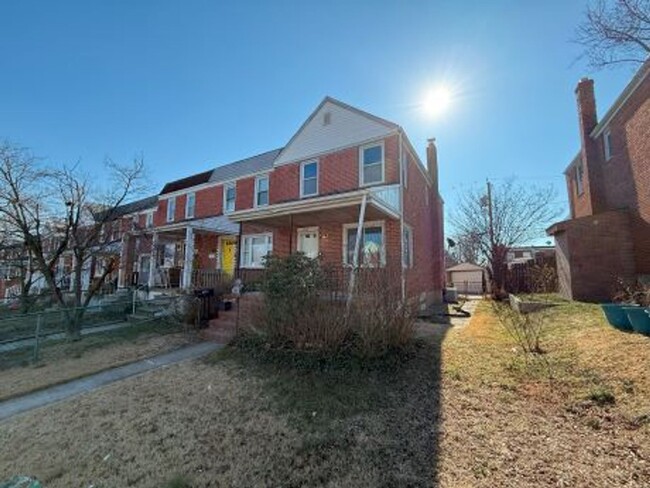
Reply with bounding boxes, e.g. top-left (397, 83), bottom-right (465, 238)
top-left (492, 300), bottom-right (546, 354)
top-left (350, 267), bottom-right (415, 357)
top-left (251, 255), bottom-right (414, 356)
